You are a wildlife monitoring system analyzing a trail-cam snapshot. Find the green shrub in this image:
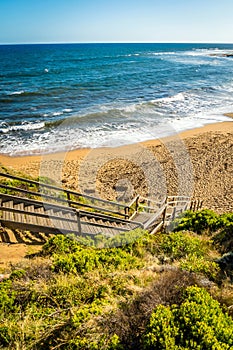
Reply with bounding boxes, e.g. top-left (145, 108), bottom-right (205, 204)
top-left (213, 213), bottom-right (233, 253)
top-left (143, 286), bottom-right (233, 350)
top-left (143, 304), bottom-right (178, 349)
top-left (173, 209), bottom-right (218, 234)
top-left (217, 213), bottom-right (233, 228)
top-left (41, 230), bottom-right (151, 254)
top-left (0, 280), bottom-right (17, 313)
top-left (180, 256), bottom-right (220, 280)
top-left (159, 231), bottom-right (207, 260)
top-left (173, 210), bottom-right (233, 236)
top-left (41, 234), bottom-right (80, 256)
top-left (91, 229), bottom-right (148, 249)
top-left (52, 246), bottom-right (143, 274)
